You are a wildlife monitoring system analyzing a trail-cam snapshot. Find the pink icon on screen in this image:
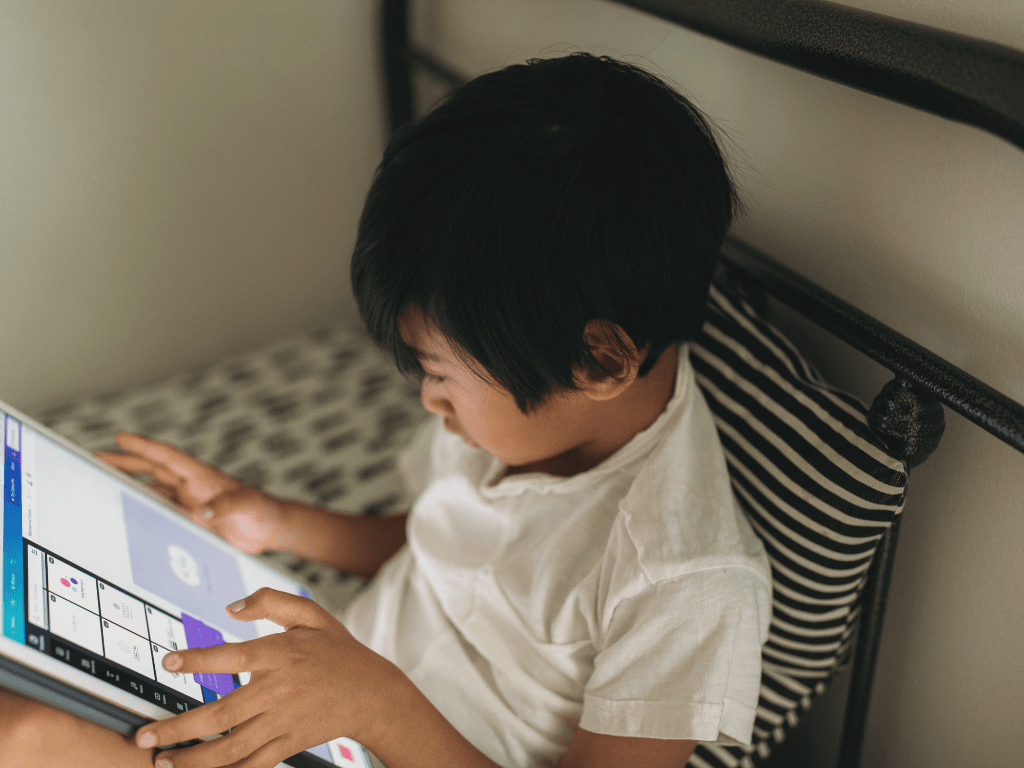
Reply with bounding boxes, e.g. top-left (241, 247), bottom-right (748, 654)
top-left (60, 578), bottom-right (71, 588)
top-left (338, 745), bottom-right (353, 761)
